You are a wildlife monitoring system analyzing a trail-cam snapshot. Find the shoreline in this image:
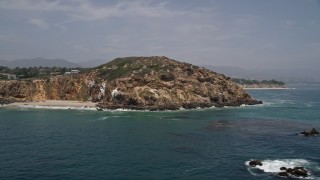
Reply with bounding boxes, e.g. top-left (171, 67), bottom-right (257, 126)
top-left (4, 100), bottom-right (97, 110)
top-left (1, 100), bottom-right (266, 111)
top-left (244, 87), bottom-right (294, 90)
